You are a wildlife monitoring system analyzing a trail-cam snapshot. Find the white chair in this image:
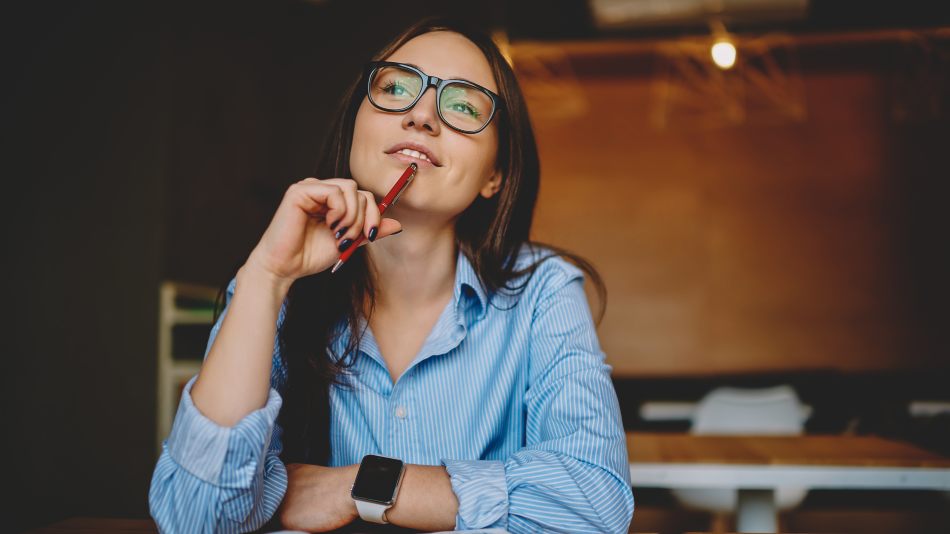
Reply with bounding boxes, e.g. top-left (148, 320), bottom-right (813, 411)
top-left (672, 385), bottom-right (811, 514)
